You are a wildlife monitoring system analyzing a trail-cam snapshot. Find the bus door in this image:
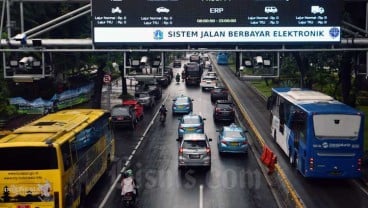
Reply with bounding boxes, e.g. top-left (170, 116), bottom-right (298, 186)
top-left (289, 110), bottom-right (307, 172)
